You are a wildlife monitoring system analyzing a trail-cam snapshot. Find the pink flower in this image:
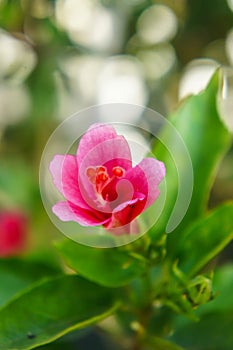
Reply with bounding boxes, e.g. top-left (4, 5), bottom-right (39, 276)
top-left (50, 123), bottom-right (165, 234)
top-left (0, 211), bottom-right (28, 257)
